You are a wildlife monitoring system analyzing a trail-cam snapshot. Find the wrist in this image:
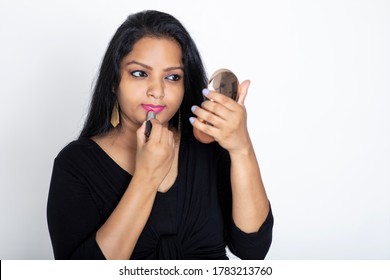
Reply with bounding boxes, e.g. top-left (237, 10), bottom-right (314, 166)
top-left (132, 170), bottom-right (161, 191)
top-left (228, 138), bottom-right (254, 157)
top-left (229, 147), bottom-right (253, 158)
